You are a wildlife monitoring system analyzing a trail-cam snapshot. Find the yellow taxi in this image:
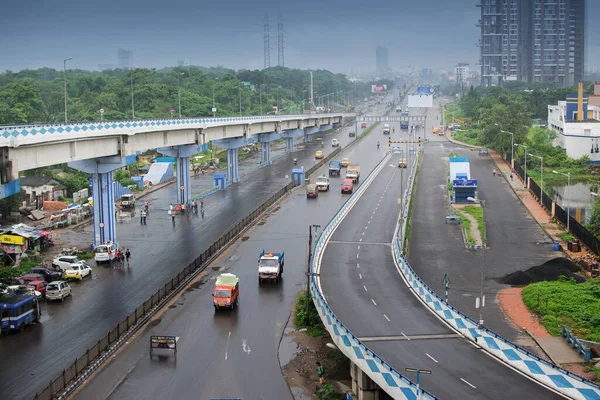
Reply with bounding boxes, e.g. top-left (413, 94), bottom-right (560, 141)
top-left (341, 157), bottom-right (350, 167)
top-left (398, 158), bottom-right (407, 168)
top-left (315, 150), bottom-right (324, 159)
